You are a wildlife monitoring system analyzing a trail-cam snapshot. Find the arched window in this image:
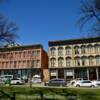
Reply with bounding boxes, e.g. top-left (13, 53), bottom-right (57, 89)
top-left (66, 57), bottom-right (71, 67)
top-left (95, 44), bottom-right (100, 54)
top-left (66, 47), bottom-right (71, 55)
top-left (81, 56), bottom-right (87, 66)
top-left (81, 45), bottom-right (86, 54)
top-left (74, 46), bottom-right (80, 54)
top-left (87, 45), bottom-right (93, 54)
top-left (50, 47), bottom-right (56, 56)
top-left (58, 57), bottom-right (64, 67)
top-left (88, 56), bottom-right (94, 66)
top-left (75, 57), bottom-right (80, 67)
top-left (50, 58), bottom-right (56, 67)
top-left (58, 47), bottom-right (63, 56)
top-left (96, 56), bottom-right (100, 65)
